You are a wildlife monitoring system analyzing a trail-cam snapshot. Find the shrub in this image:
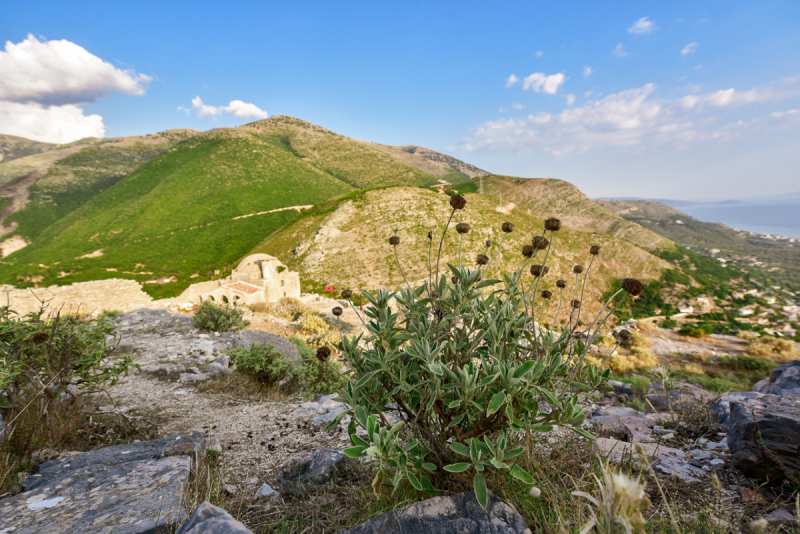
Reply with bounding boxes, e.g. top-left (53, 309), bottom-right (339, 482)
top-left (266, 297), bottom-right (317, 322)
top-left (629, 347), bottom-right (658, 368)
top-left (300, 315), bottom-right (330, 334)
top-left (0, 306), bottom-right (136, 456)
top-left (193, 300), bottom-right (249, 332)
top-left (747, 336), bottom-right (797, 362)
top-left (630, 377), bottom-right (651, 397)
top-left (660, 318), bottom-right (677, 329)
top-left (593, 334), bottom-right (616, 348)
top-left (292, 338), bottom-right (347, 395)
top-left (330, 201), bottom-right (644, 509)
top-left (629, 332), bottom-right (652, 348)
top-left (228, 344), bottom-right (294, 387)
